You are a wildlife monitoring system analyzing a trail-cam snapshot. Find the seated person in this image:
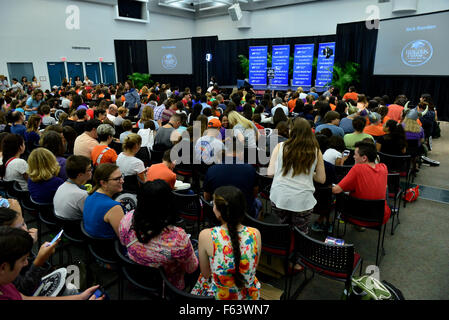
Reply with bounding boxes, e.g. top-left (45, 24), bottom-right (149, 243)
top-left (39, 130), bottom-right (68, 181)
top-left (153, 114), bottom-right (182, 151)
top-left (41, 104), bottom-right (56, 126)
top-left (119, 119), bottom-right (133, 144)
top-left (54, 155), bottom-right (91, 220)
top-left (315, 111), bottom-right (345, 137)
top-left (344, 116), bottom-right (375, 150)
top-left (146, 149), bottom-right (176, 189)
top-left (323, 136), bottom-right (349, 166)
top-left (116, 133), bottom-right (146, 183)
top-left (0, 226), bottom-right (103, 300)
top-left (73, 119), bottom-right (101, 158)
top-left (194, 118), bottom-right (224, 165)
top-left (332, 141), bottom-right (391, 227)
top-left (191, 186), bottom-right (261, 300)
top-left (363, 112), bottom-right (385, 140)
top-left (119, 180), bottom-right (198, 290)
top-left (376, 120), bottom-right (407, 155)
top-left (83, 164), bottom-right (125, 239)
top-left (0, 134), bottom-right (28, 191)
top-left (27, 148), bottom-right (64, 204)
top-left (91, 124), bottom-right (118, 167)
top-left (203, 137), bottom-right (260, 218)
top-left (0, 201), bottom-right (56, 295)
